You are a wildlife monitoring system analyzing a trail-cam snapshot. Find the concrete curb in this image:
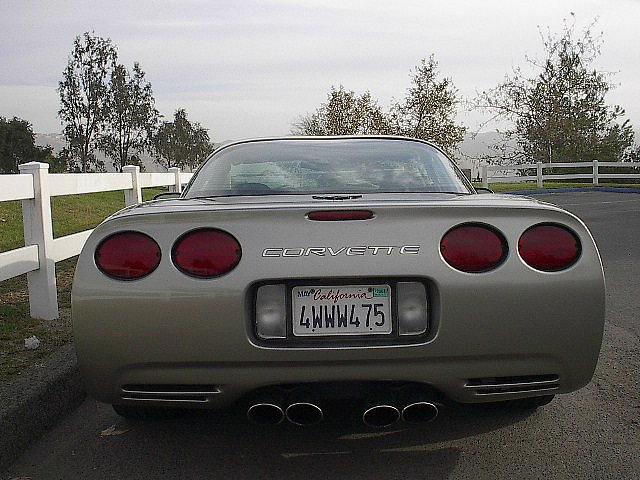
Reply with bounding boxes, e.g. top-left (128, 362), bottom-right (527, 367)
top-left (505, 186), bottom-right (640, 196)
top-left (0, 344), bottom-right (86, 470)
